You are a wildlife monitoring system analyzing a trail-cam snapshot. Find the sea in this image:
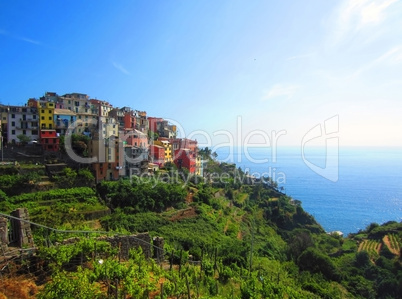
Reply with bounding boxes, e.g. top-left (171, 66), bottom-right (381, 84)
top-left (215, 146), bottom-right (402, 236)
